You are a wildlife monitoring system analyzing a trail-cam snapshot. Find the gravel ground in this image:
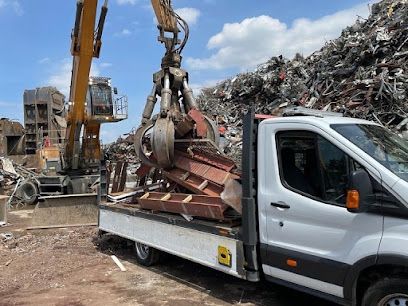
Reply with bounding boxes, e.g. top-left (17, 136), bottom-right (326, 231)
top-left (0, 208), bottom-right (334, 306)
